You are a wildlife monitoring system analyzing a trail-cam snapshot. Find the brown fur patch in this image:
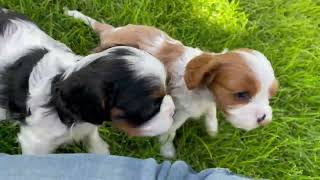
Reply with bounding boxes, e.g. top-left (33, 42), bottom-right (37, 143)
top-left (111, 108), bottom-right (141, 136)
top-left (184, 53), bottom-right (220, 89)
top-left (185, 52), bottom-right (260, 112)
top-left (154, 37), bottom-right (185, 72)
top-left (110, 107), bottom-right (124, 118)
top-left (269, 79), bottom-right (279, 98)
top-left (112, 120), bottom-right (141, 137)
top-left (152, 85), bottom-right (166, 99)
top-left (93, 22), bottom-right (114, 34)
top-left (92, 24), bottom-right (184, 72)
